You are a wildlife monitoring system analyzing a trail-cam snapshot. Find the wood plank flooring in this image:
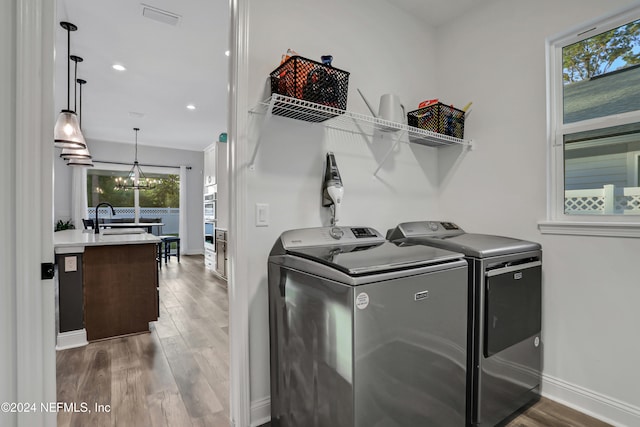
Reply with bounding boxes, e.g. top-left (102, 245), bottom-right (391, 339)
top-left (56, 255), bottom-right (230, 427)
top-left (58, 255), bottom-right (612, 427)
top-left (259, 397), bottom-right (611, 427)
top-left (500, 397), bottom-right (613, 427)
